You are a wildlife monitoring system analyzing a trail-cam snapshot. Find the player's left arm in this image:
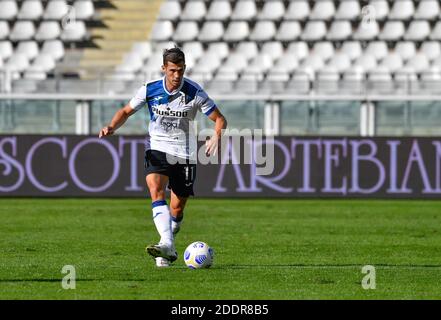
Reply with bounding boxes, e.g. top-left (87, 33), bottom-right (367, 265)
top-left (205, 107), bottom-right (227, 156)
